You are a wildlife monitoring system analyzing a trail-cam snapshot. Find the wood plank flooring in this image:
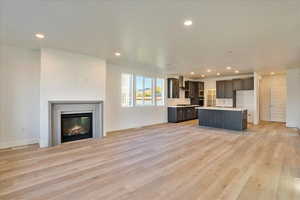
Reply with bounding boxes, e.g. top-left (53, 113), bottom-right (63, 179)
top-left (0, 121), bottom-right (299, 200)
